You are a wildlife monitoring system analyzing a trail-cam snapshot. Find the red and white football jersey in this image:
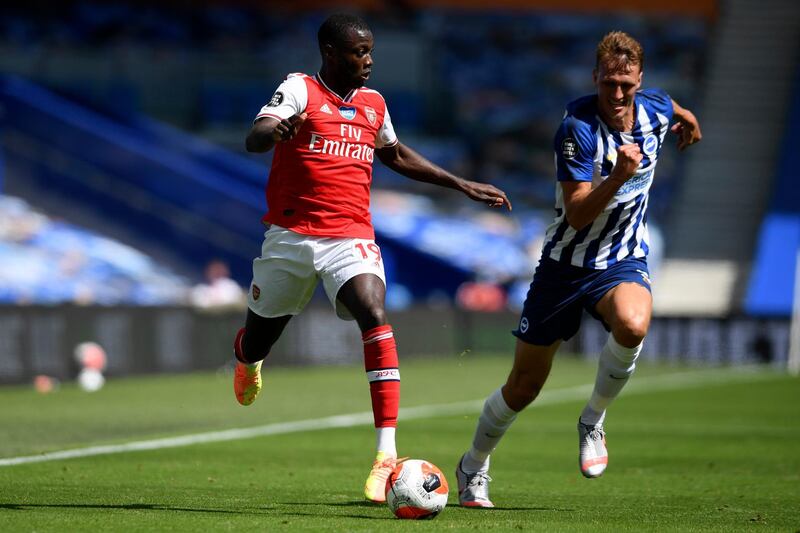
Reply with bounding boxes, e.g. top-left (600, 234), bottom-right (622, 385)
top-left (255, 73), bottom-right (398, 239)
